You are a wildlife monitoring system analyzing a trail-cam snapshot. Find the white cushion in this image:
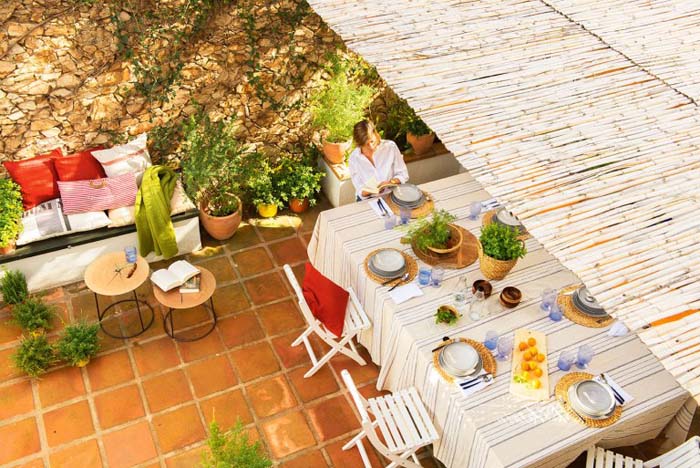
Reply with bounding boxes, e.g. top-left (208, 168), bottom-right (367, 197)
top-left (92, 133), bottom-right (152, 185)
top-left (16, 199), bottom-right (111, 246)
